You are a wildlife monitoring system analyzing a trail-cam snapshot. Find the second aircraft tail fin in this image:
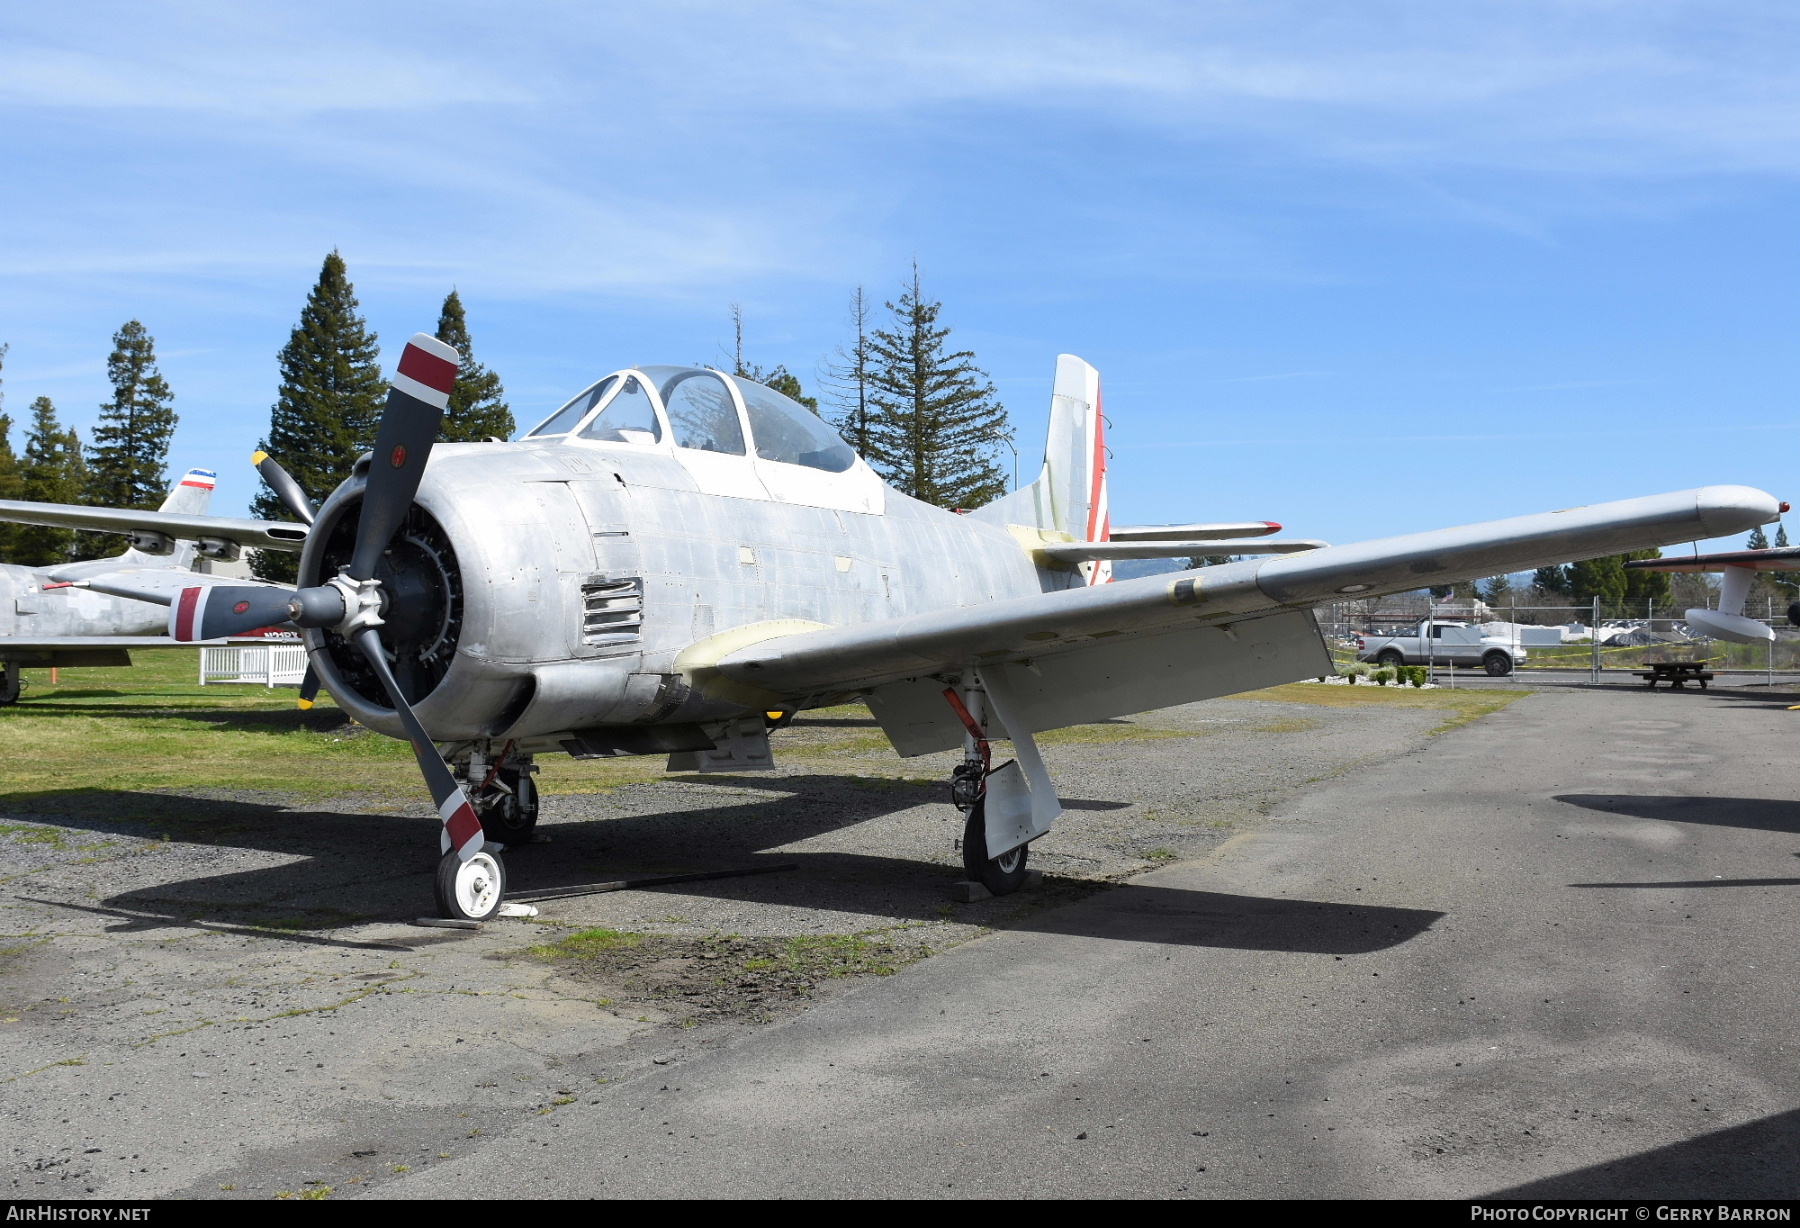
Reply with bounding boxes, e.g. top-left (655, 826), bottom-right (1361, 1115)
top-left (157, 468), bottom-right (217, 517)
